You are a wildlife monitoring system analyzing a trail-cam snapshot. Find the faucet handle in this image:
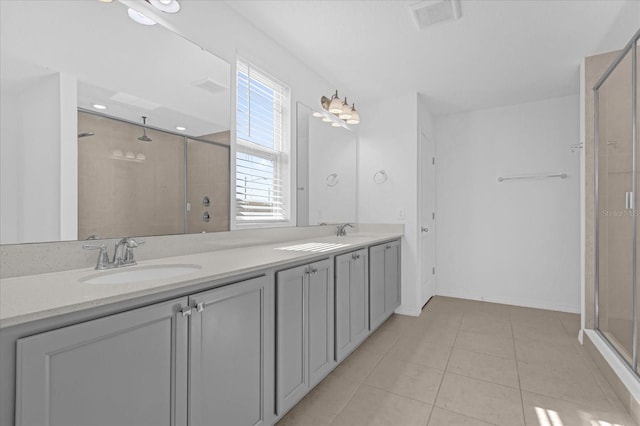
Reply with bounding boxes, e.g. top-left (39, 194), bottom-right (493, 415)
top-left (123, 239), bottom-right (145, 264)
top-left (83, 244), bottom-right (110, 270)
top-left (125, 238), bottom-right (145, 248)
